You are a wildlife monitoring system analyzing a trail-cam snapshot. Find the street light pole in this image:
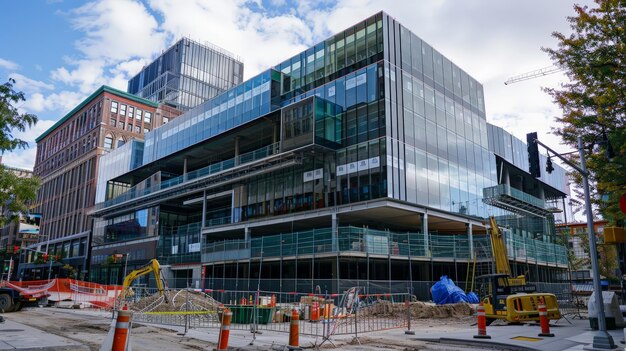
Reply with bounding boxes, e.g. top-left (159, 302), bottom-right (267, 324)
top-left (531, 135), bottom-right (615, 349)
top-left (578, 136), bottom-right (615, 349)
